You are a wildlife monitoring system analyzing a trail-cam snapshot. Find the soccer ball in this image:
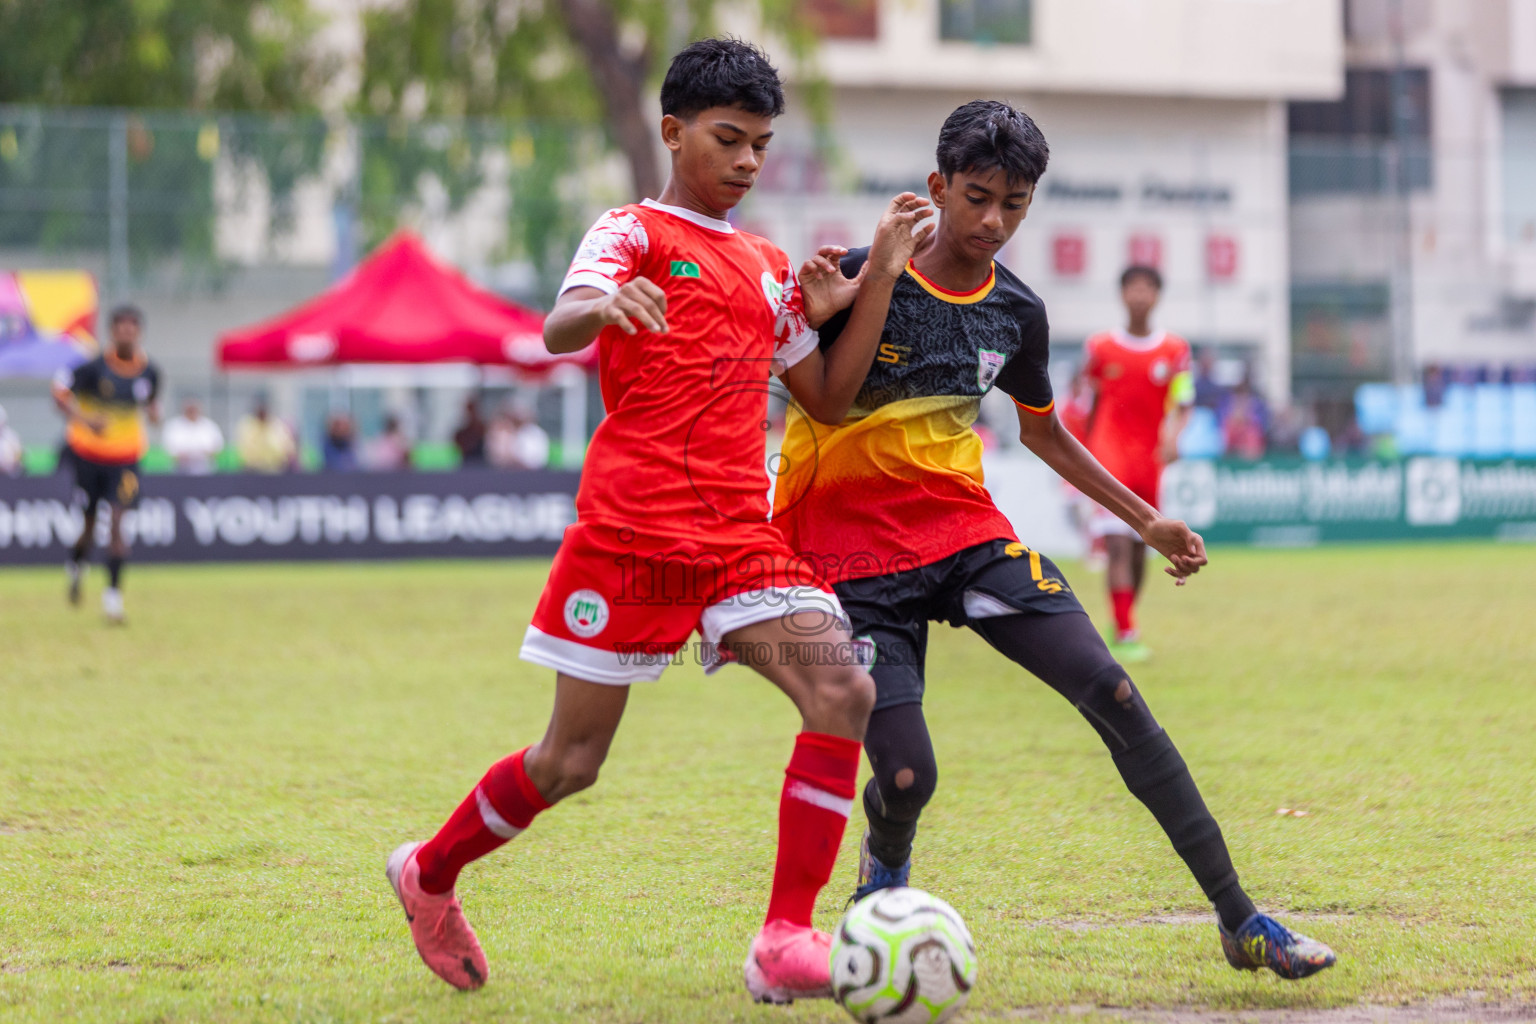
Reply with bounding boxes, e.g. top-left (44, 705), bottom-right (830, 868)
top-left (829, 887), bottom-right (977, 1024)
